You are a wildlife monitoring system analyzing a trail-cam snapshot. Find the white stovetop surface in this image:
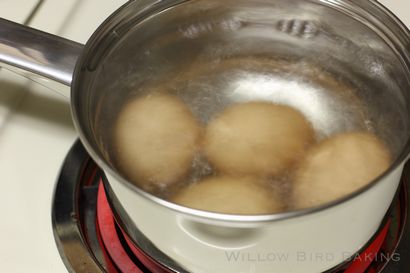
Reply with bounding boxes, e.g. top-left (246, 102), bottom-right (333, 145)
top-left (0, 1), bottom-right (127, 272)
top-left (0, 1), bottom-right (408, 272)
